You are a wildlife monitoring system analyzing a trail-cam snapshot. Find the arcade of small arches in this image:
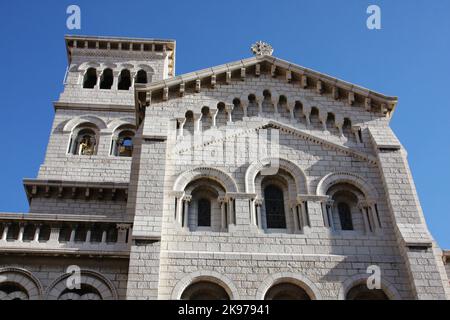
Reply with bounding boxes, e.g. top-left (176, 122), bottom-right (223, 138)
top-left (0, 268), bottom-right (118, 300)
top-left (173, 273), bottom-right (396, 300)
top-left (76, 62), bottom-right (154, 90)
top-left (175, 90), bottom-right (364, 144)
top-left (66, 120), bottom-right (136, 157)
top-left (172, 165), bottom-right (382, 235)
